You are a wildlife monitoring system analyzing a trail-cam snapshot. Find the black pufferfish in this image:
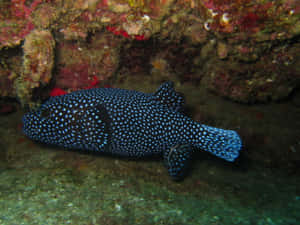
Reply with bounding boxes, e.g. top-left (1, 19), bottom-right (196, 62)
top-left (23, 82), bottom-right (242, 180)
